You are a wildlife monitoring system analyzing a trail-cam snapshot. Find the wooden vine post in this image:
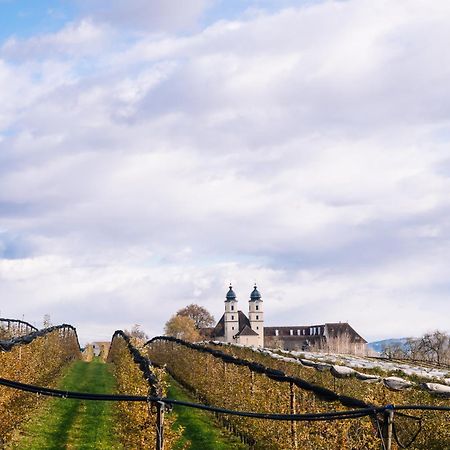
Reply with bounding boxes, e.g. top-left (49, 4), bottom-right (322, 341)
top-left (290, 382), bottom-right (298, 449)
top-left (383, 407), bottom-right (394, 450)
top-left (156, 401), bottom-right (165, 450)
